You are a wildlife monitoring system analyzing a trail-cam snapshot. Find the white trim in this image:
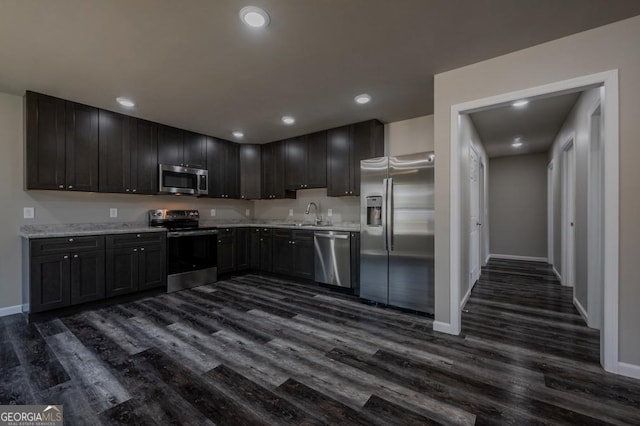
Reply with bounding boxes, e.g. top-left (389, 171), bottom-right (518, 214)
top-left (433, 320), bottom-right (457, 334)
top-left (489, 254), bottom-right (548, 263)
top-left (0, 305), bottom-right (22, 317)
top-left (460, 285), bottom-right (473, 310)
top-left (484, 253), bottom-right (491, 265)
top-left (573, 296), bottom-right (589, 324)
top-left (618, 362), bottom-right (640, 380)
top-left (552, 266), bottom-right (562, 281)
top-left (547, 160), bottom-right (554, 267)
top-left (449, 69), bottom-right (619, 374)
top-left (561, 136), bottom-right (576, 288)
